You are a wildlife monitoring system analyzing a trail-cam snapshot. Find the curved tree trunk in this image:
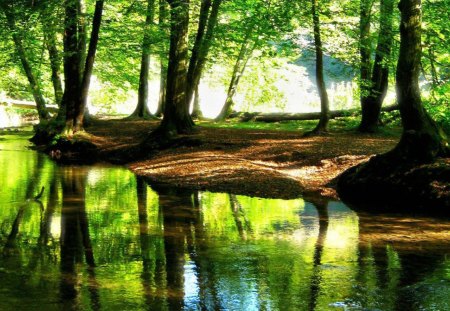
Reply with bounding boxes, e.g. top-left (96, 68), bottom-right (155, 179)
top-left (394, 0), bottom-right (449, 160)
top-left (191, 84), bottom-right (203, 119)
top-left (1, 3), bottom-right (49, 121)
top-left (359, 0), bottom-right (394, 133)
top-left (215, 31), bottom-right (254, 121)
top-left (309, 0), bottom-right (330, 134)
top-left (75, 1), bottom-right (104, 131)
top-left (186, 0), bottom-right (222, 116)
top-left (129, 0), bottom-right (156, 119)
top-left (157, 0), bottom-right (194, 134)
